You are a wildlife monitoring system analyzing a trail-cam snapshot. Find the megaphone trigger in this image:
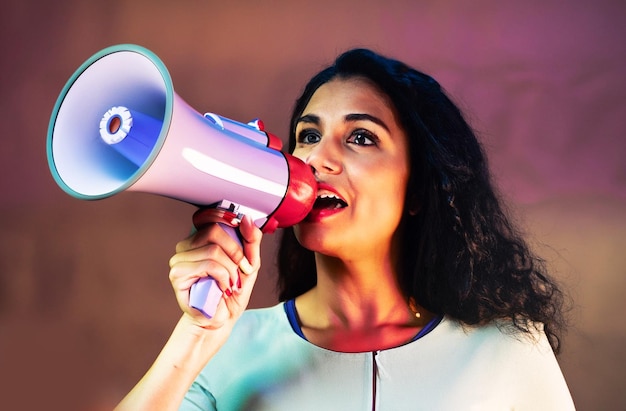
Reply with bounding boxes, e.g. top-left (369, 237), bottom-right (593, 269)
top-left (192, 200), bottom-right (244, 229)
